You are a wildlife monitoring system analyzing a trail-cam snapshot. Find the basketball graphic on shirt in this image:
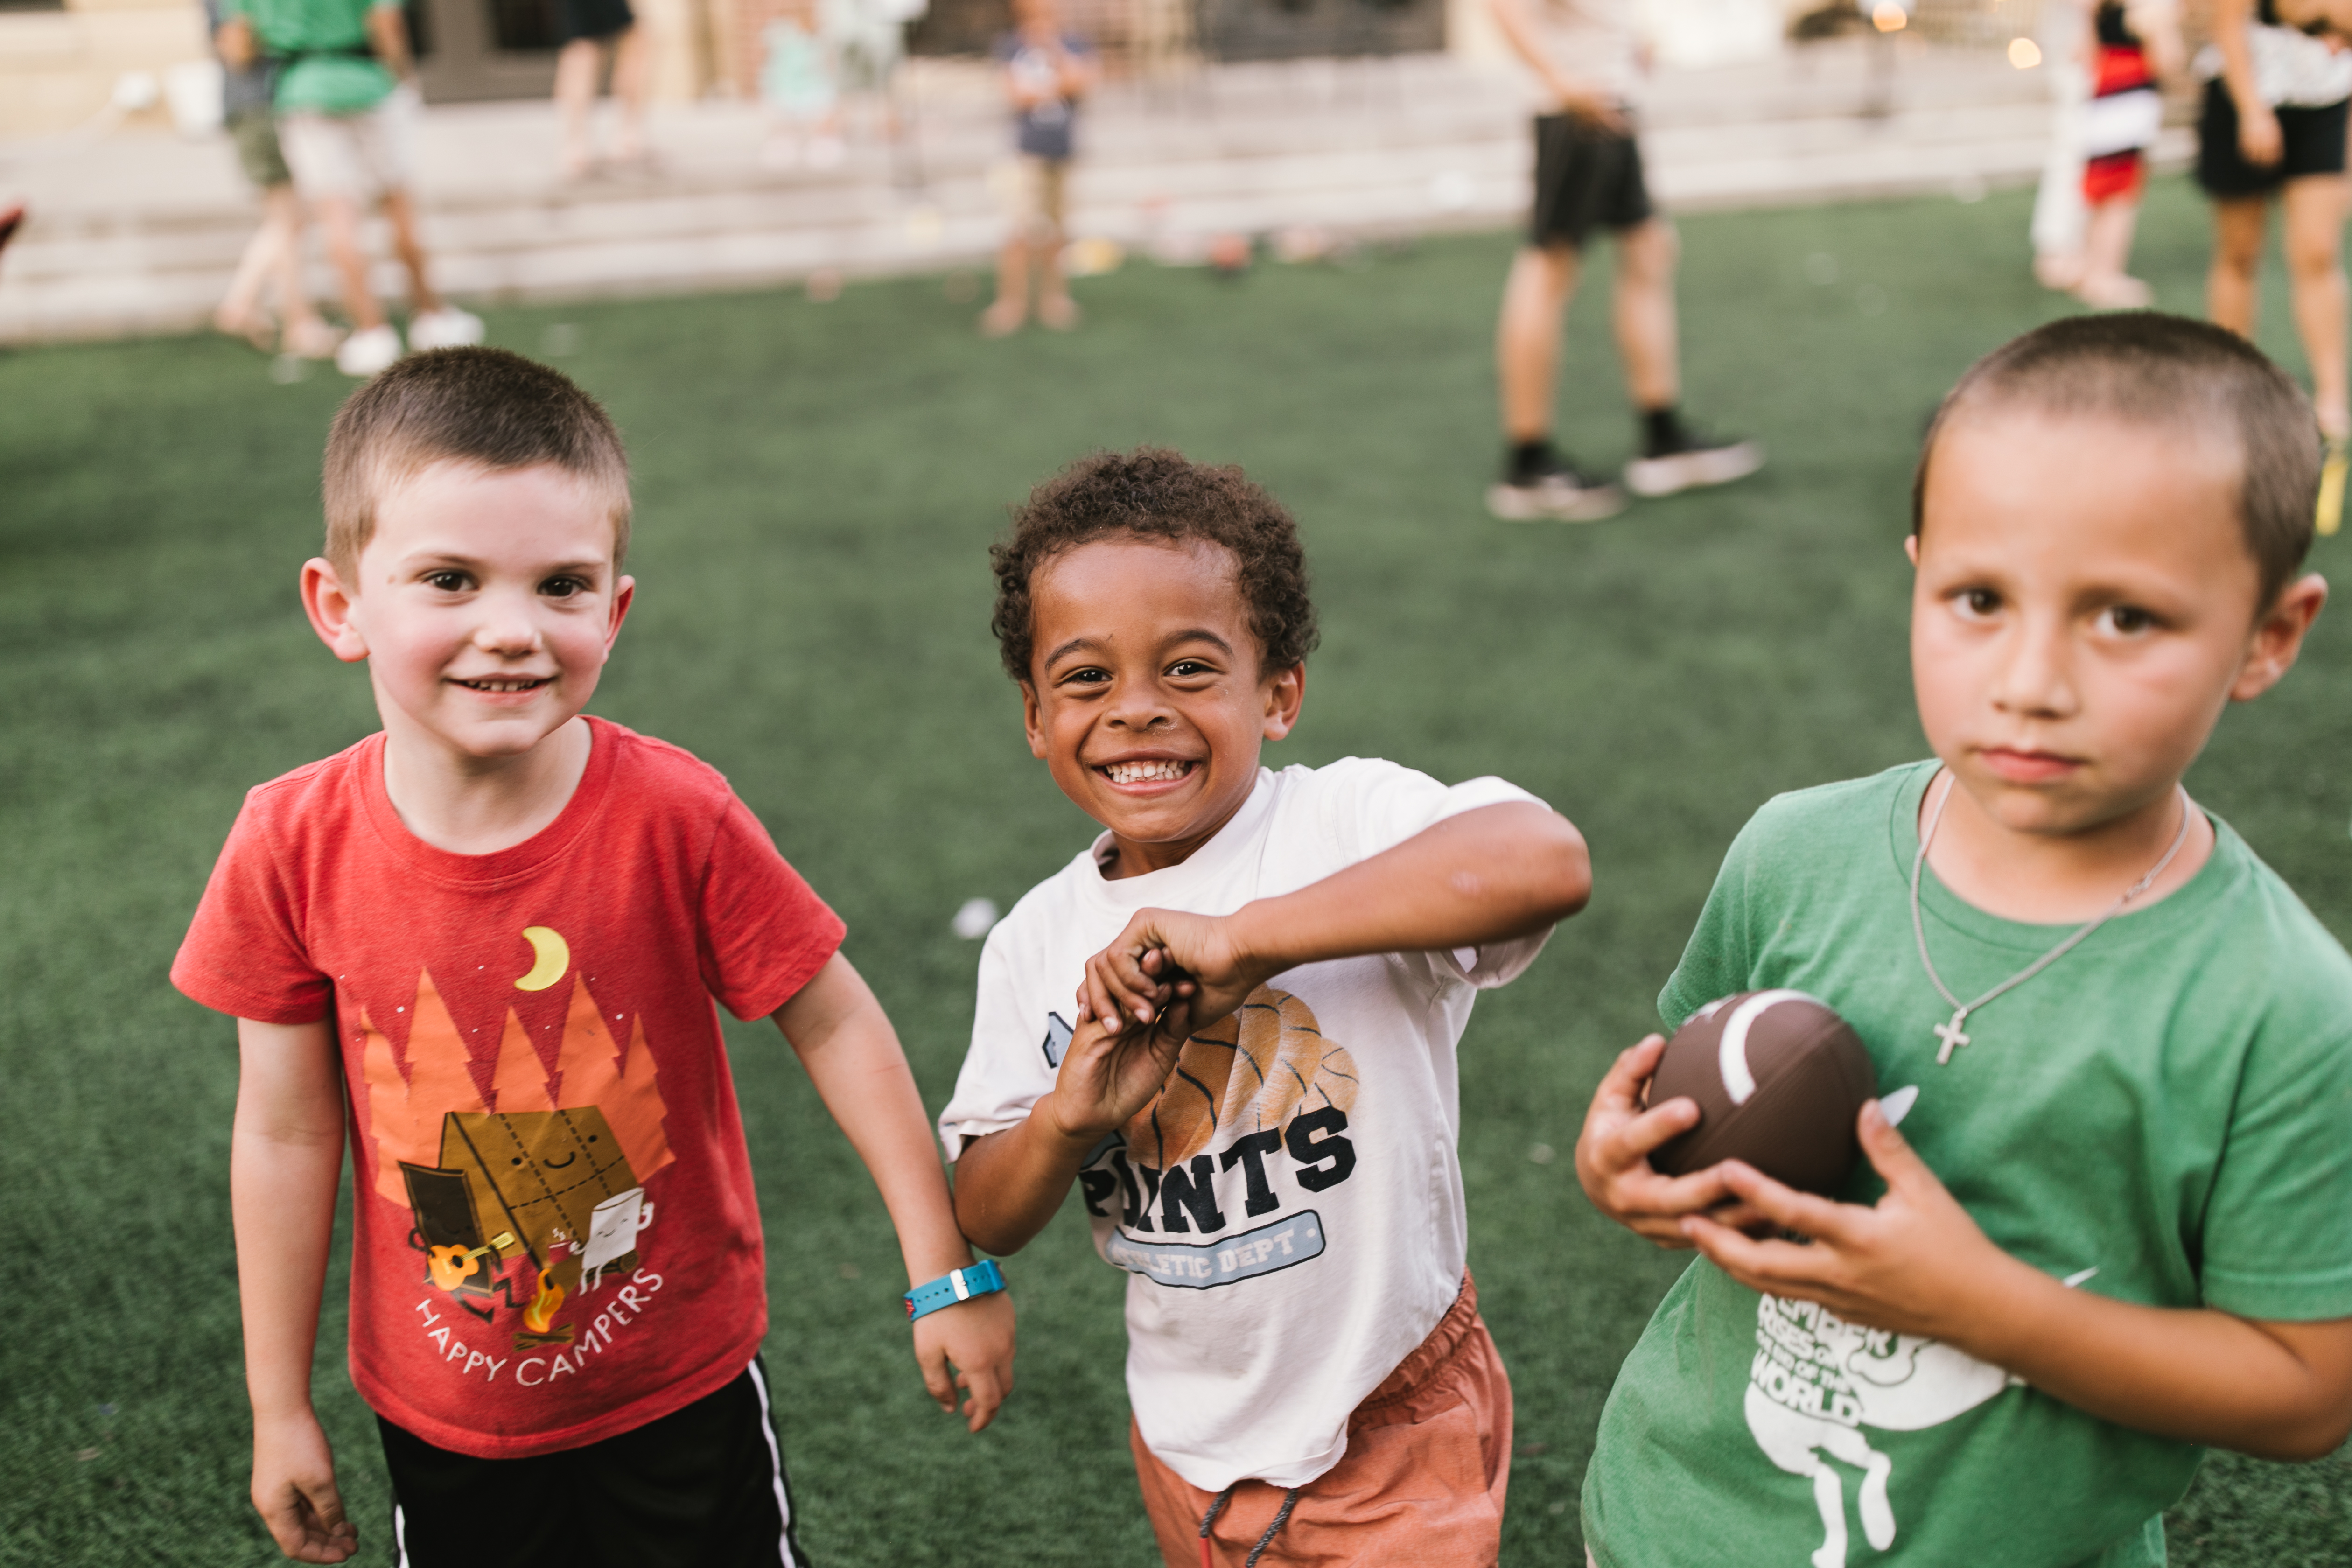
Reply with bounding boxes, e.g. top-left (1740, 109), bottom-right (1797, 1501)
top-left (1122, 985), bottom-right (1357, 1169)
